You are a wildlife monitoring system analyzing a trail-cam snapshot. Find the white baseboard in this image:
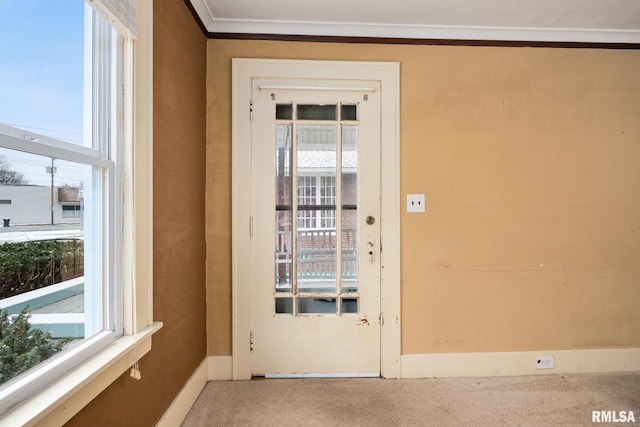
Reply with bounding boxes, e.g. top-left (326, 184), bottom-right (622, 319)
top-left (208, 355), bottom-right (233, 380)
top-left (401, 348), bottom-right (640, 378)
top-left (155, 356), bottom-right (234, 427)
top-left (156, 358), bottom-right (209, 427)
